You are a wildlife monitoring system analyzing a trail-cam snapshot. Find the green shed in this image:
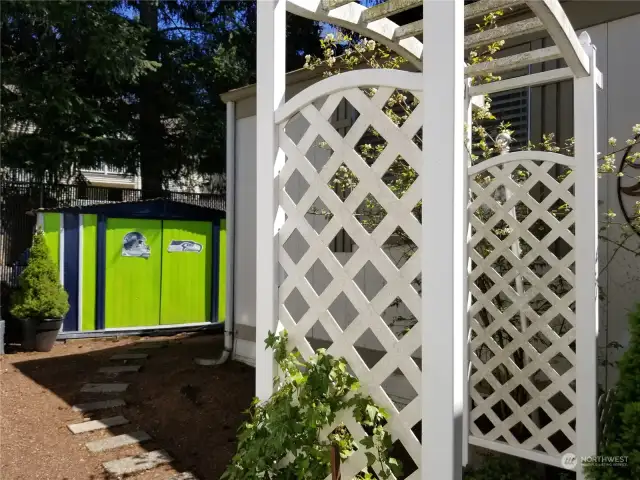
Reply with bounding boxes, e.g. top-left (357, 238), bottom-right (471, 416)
top-left (35, 199), bottom-right (226, 335)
